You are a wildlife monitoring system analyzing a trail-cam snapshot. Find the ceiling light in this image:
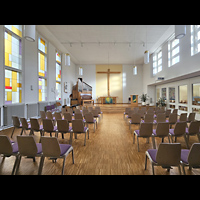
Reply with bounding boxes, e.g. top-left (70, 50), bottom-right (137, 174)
top-left (24, 25), bottom-right (35, 42)
top-left (175, 25), bottom-right (186, 39)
